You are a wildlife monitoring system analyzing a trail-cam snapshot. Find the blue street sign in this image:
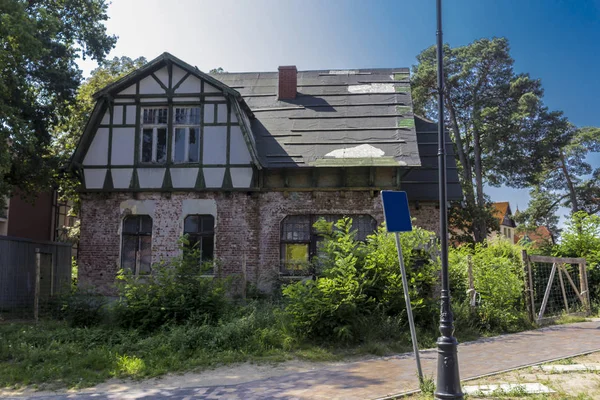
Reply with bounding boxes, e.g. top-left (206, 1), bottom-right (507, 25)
top-left (381, 191), bottom-right (413, 232)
